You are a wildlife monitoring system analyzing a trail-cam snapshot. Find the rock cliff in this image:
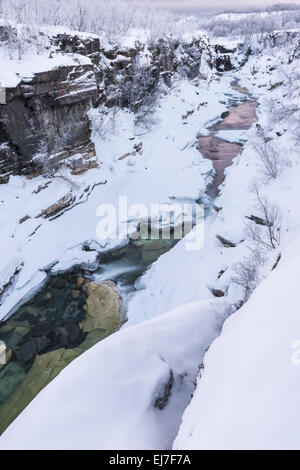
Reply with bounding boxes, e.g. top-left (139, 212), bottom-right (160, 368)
top-left (0, 62), bottom-right (98, 182)
top-left (0, 27), bottom-right (239, 183)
